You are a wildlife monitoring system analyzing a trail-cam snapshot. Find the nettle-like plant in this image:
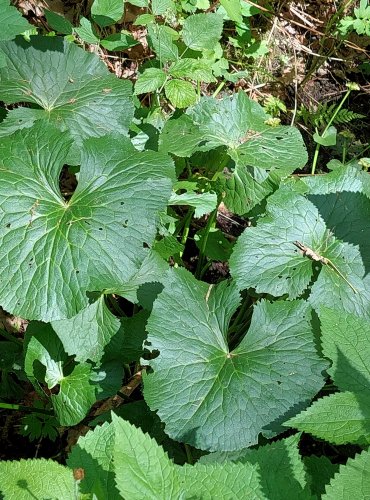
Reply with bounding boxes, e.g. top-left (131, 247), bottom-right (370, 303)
top-left (0, 1), bottom-right (370, 498)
